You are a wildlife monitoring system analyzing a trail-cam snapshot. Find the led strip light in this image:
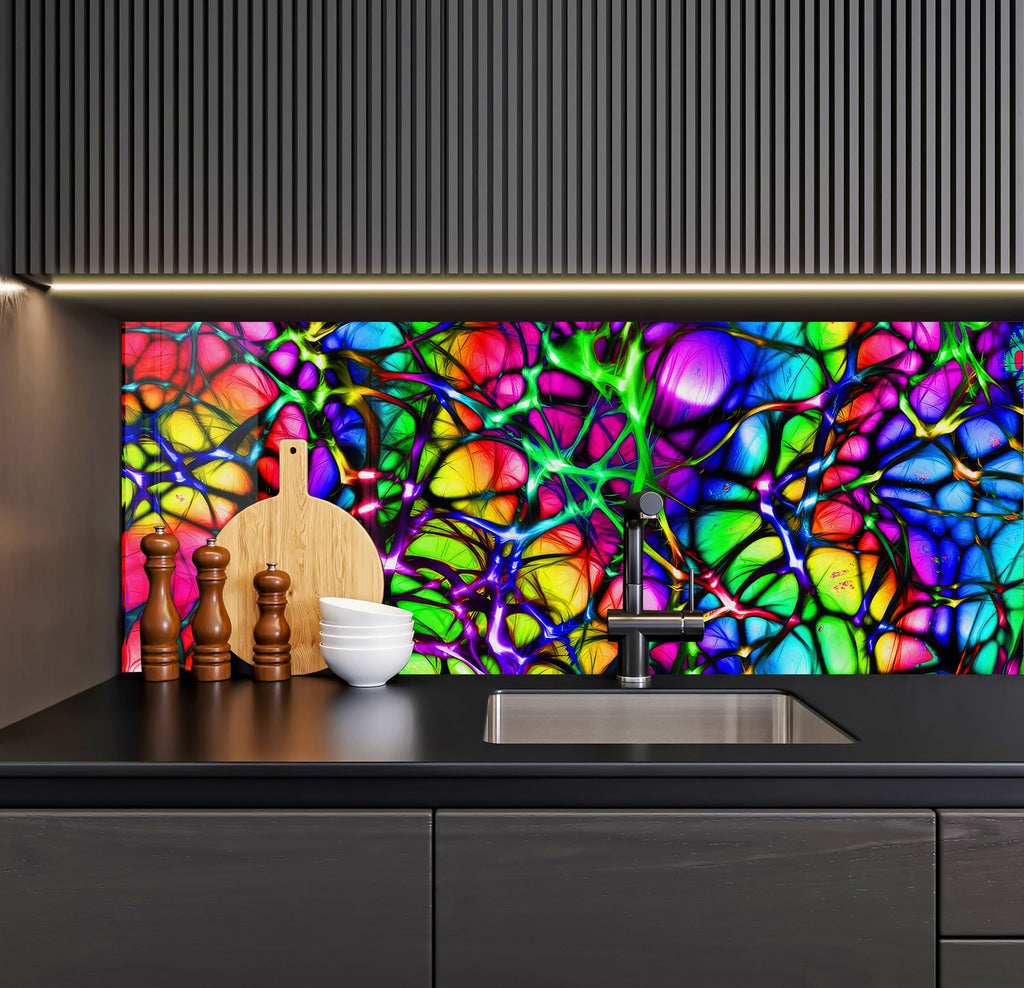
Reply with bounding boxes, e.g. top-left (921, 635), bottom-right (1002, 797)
top-left (49, 278), bottom-right (1024, 294)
